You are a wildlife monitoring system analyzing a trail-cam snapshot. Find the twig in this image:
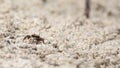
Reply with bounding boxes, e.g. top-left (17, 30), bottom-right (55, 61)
top-left (85, 0), bottom-right (91, 18)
